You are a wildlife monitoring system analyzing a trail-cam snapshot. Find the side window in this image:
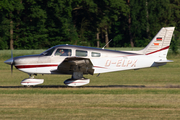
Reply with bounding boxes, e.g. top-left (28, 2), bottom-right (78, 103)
top-left (55, 49), bottom-right (72, 56)
top-left (91, 52), bottom-right (101, 57)
top-left (76, 50), bottom-right (87, 57)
